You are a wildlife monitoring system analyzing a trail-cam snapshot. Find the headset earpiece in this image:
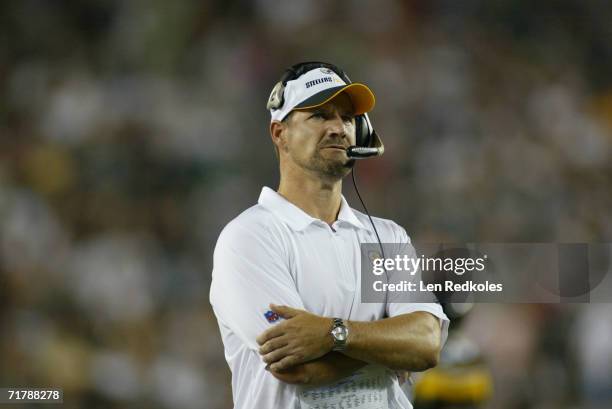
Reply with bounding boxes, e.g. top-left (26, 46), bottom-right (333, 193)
top-left (266, 81), bottom-right (284, 111)
top-left (354, 115), bottom-right (370, 148)
top-left (267, 66), bottom-right (302, 112)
